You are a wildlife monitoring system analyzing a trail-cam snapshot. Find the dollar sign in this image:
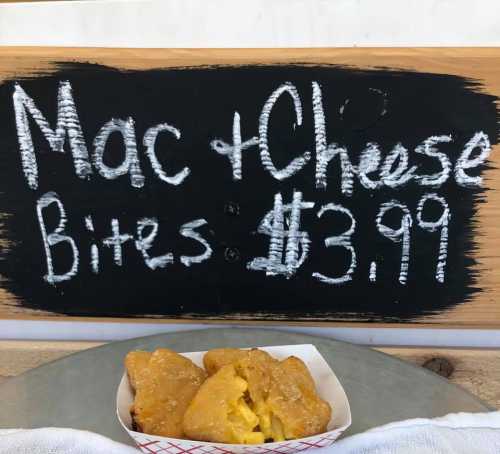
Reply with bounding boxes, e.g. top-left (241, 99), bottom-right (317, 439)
top-left (248, 191), bottom-right (314, 278)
